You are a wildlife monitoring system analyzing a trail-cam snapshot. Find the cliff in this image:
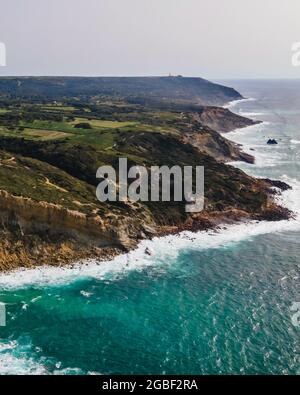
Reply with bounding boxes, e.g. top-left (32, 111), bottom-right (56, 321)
top-left (0, 130), bottom-right (291, 271)
top-left (195, 107), bottom-right (260, 133)
top-left (0, 189), bottom-right (145, 270)
top-left (0, 77), bottom-right (292, 271)
top-left (181, 115), bottom-right (254, 163)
